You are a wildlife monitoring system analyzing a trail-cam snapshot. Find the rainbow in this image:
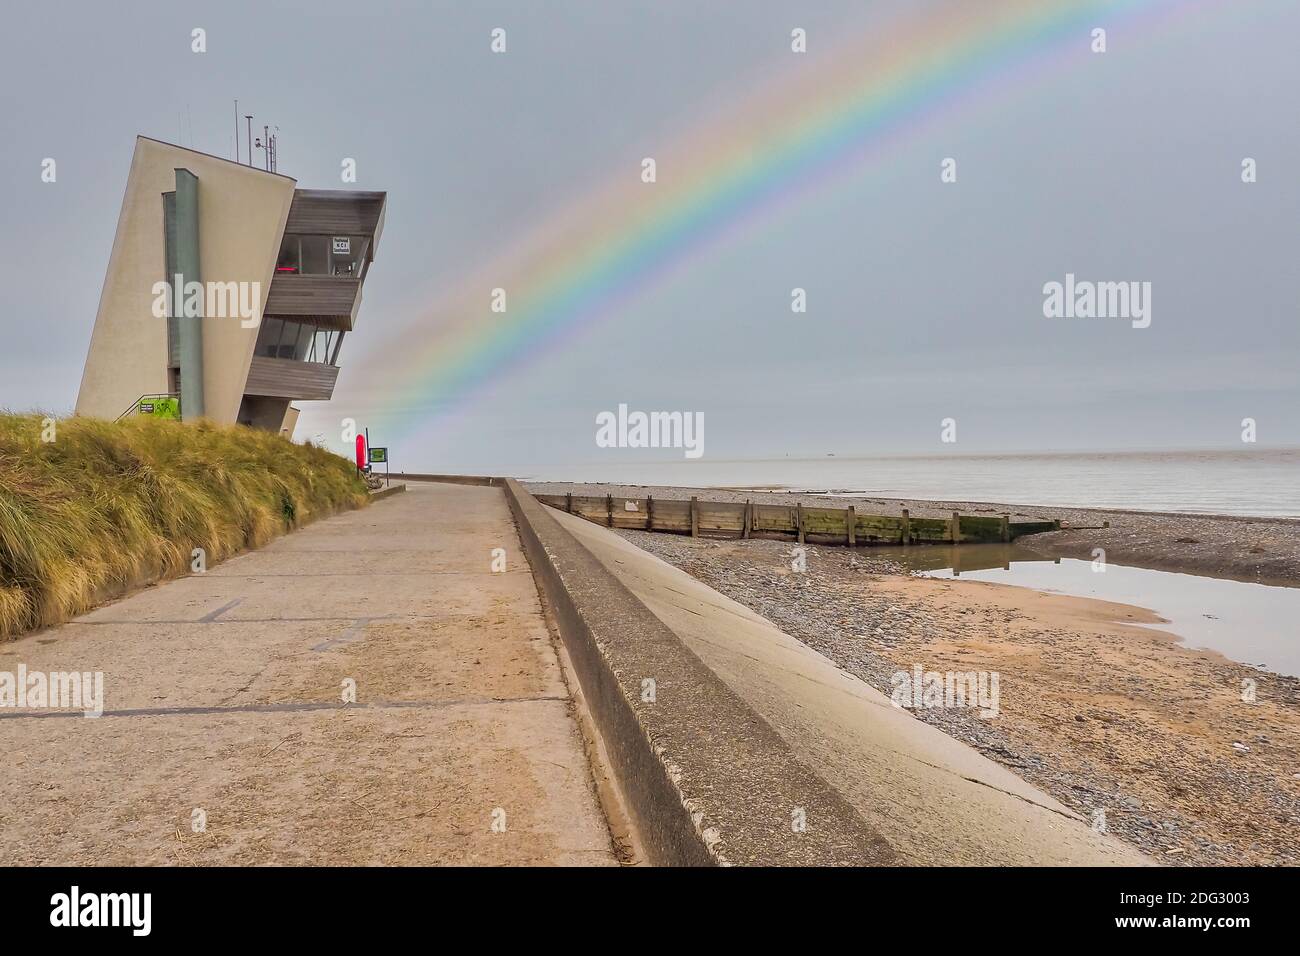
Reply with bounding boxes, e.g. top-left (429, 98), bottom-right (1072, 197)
top-left (353, 0), bottom-right (1199, 443)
